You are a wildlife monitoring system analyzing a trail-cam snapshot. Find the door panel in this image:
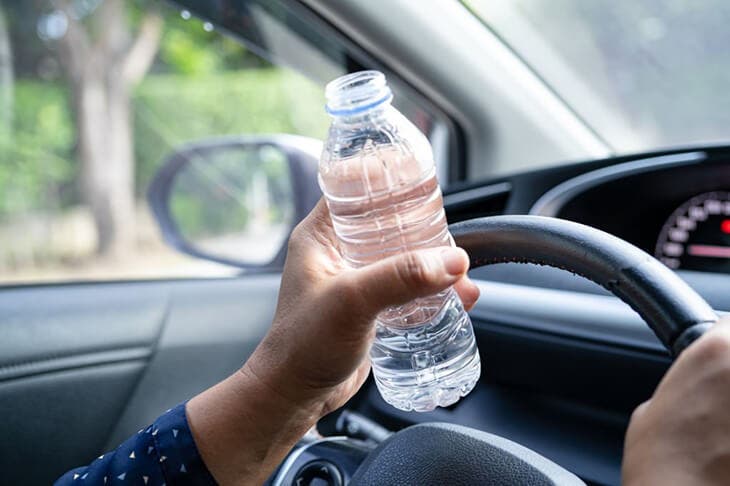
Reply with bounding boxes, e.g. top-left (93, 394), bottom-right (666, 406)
top-left (1, 284), bottom-right (166, 372)
top-left (0, 275), bottom-right (280, 485)
top-left (104, 277), bottom-right (280, 448)
top-left (1, 362), bottom-right (147, 485)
